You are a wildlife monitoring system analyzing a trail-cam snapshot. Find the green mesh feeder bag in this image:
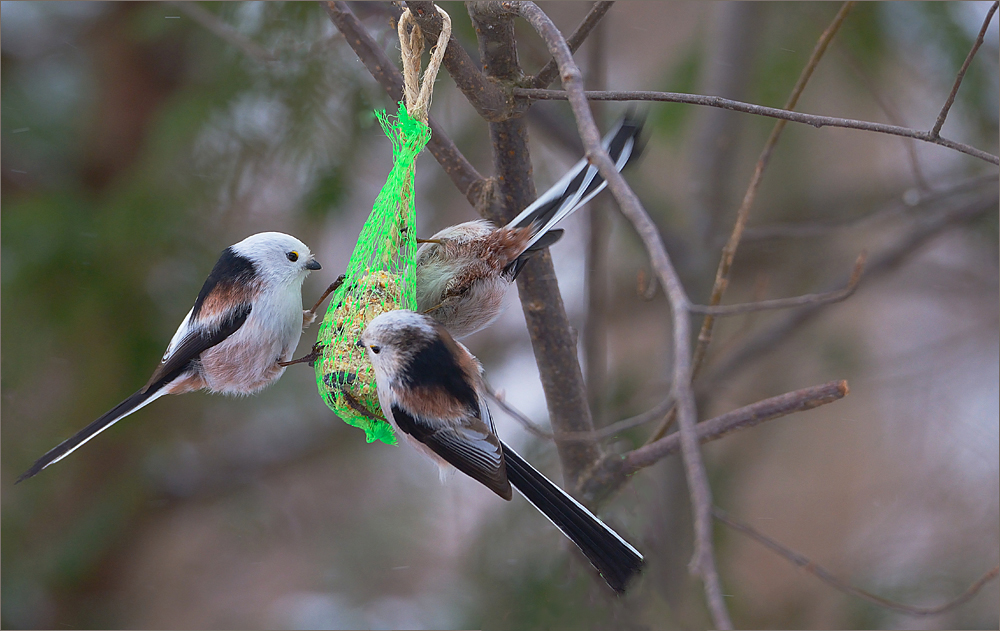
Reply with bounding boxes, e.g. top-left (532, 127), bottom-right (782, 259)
top-left (314, 103), bottom-right (430, 445)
